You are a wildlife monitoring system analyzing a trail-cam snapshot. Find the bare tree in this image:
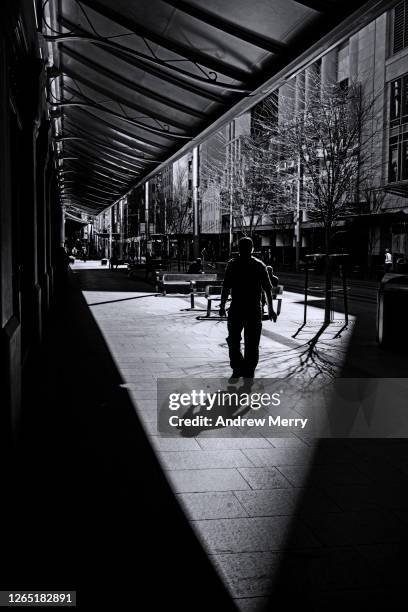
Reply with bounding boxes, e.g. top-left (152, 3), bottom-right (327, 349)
top-left (232, 134), bottom-right (278, 236)
top-left (166, 162), bottom-right (192, 270)
top-left (200, 127), bottom-right (279, 253)
top-left (255, 74), bottom-right (382, 323)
